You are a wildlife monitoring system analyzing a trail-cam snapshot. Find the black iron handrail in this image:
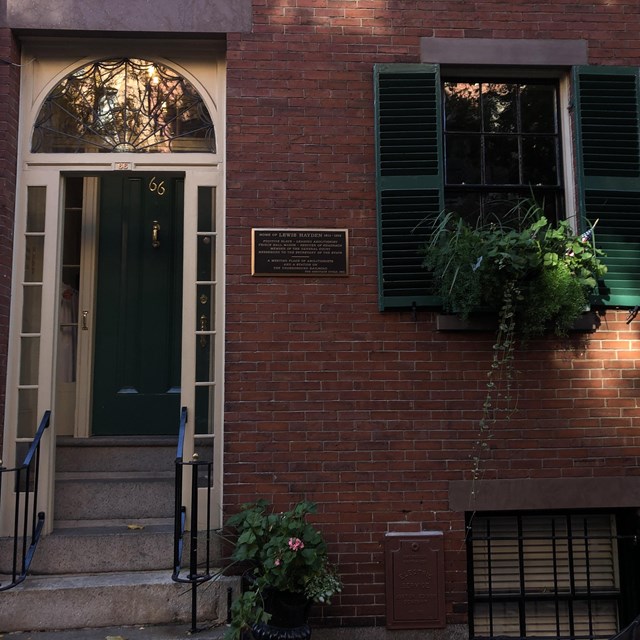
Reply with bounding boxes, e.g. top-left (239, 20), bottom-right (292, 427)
top-left (0, 410), bottom-right (51, 591)
top-left (172, 406), bottom-right (215, 632)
